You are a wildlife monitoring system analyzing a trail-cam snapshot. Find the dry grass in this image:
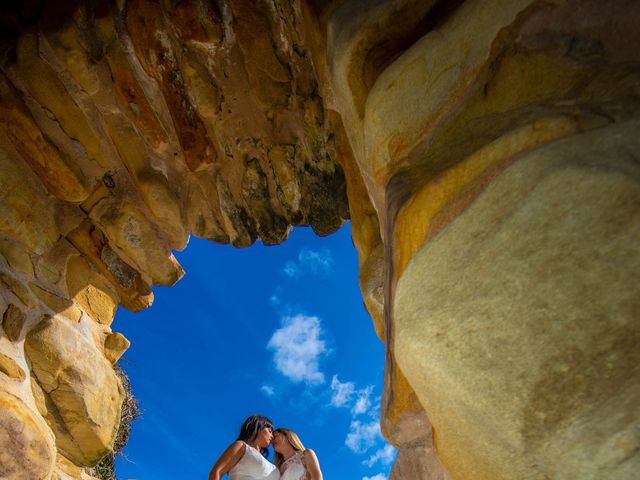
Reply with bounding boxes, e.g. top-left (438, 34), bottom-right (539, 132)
top-left (86, 364), bottom-right (140, 480)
